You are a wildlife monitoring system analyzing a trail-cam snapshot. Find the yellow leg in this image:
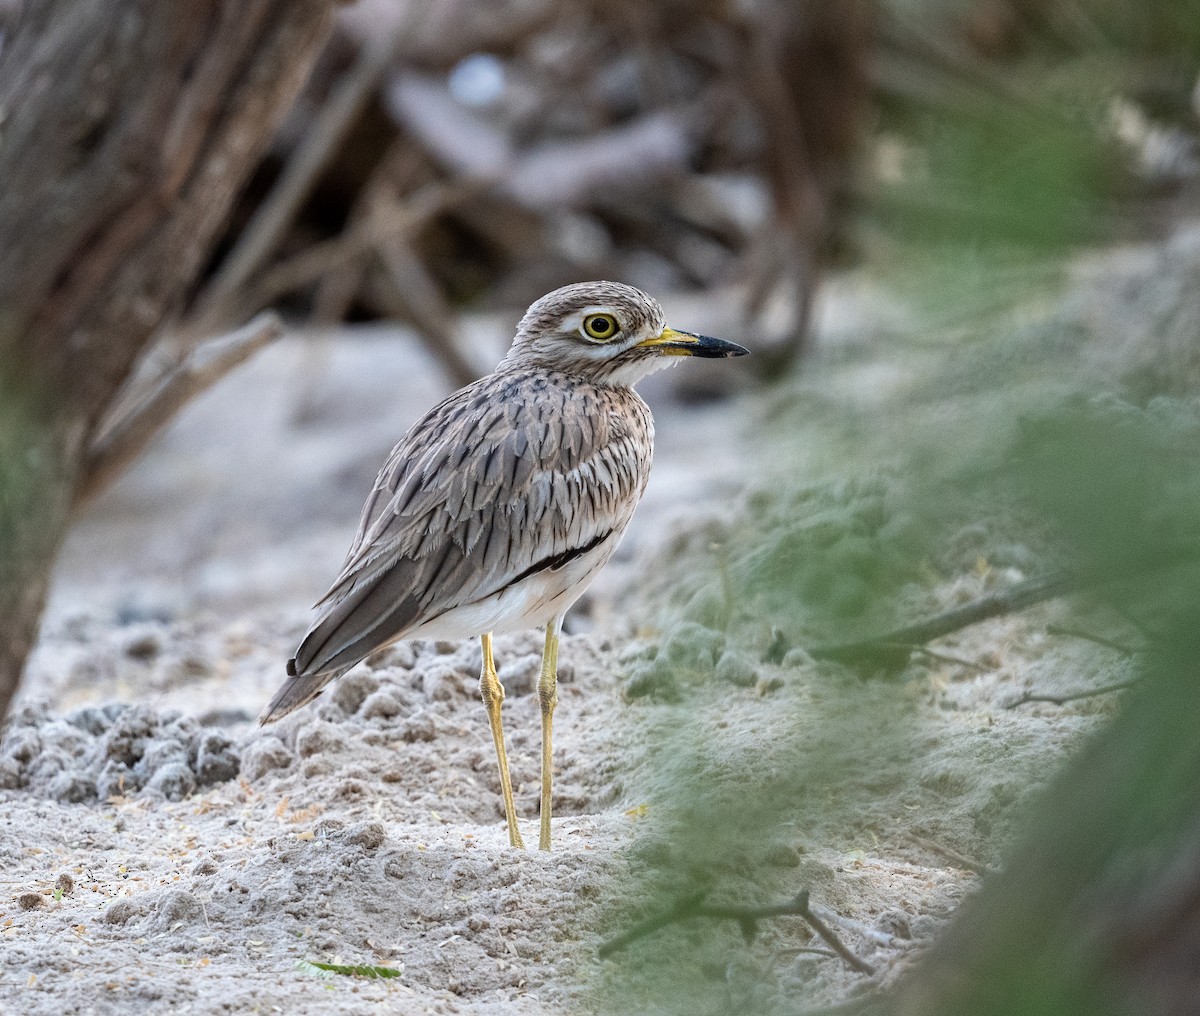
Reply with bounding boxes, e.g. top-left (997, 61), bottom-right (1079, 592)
top-left (480, 633), bottom-right (524, 849)
top-left (538, 617), bottom-right (562, 851)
